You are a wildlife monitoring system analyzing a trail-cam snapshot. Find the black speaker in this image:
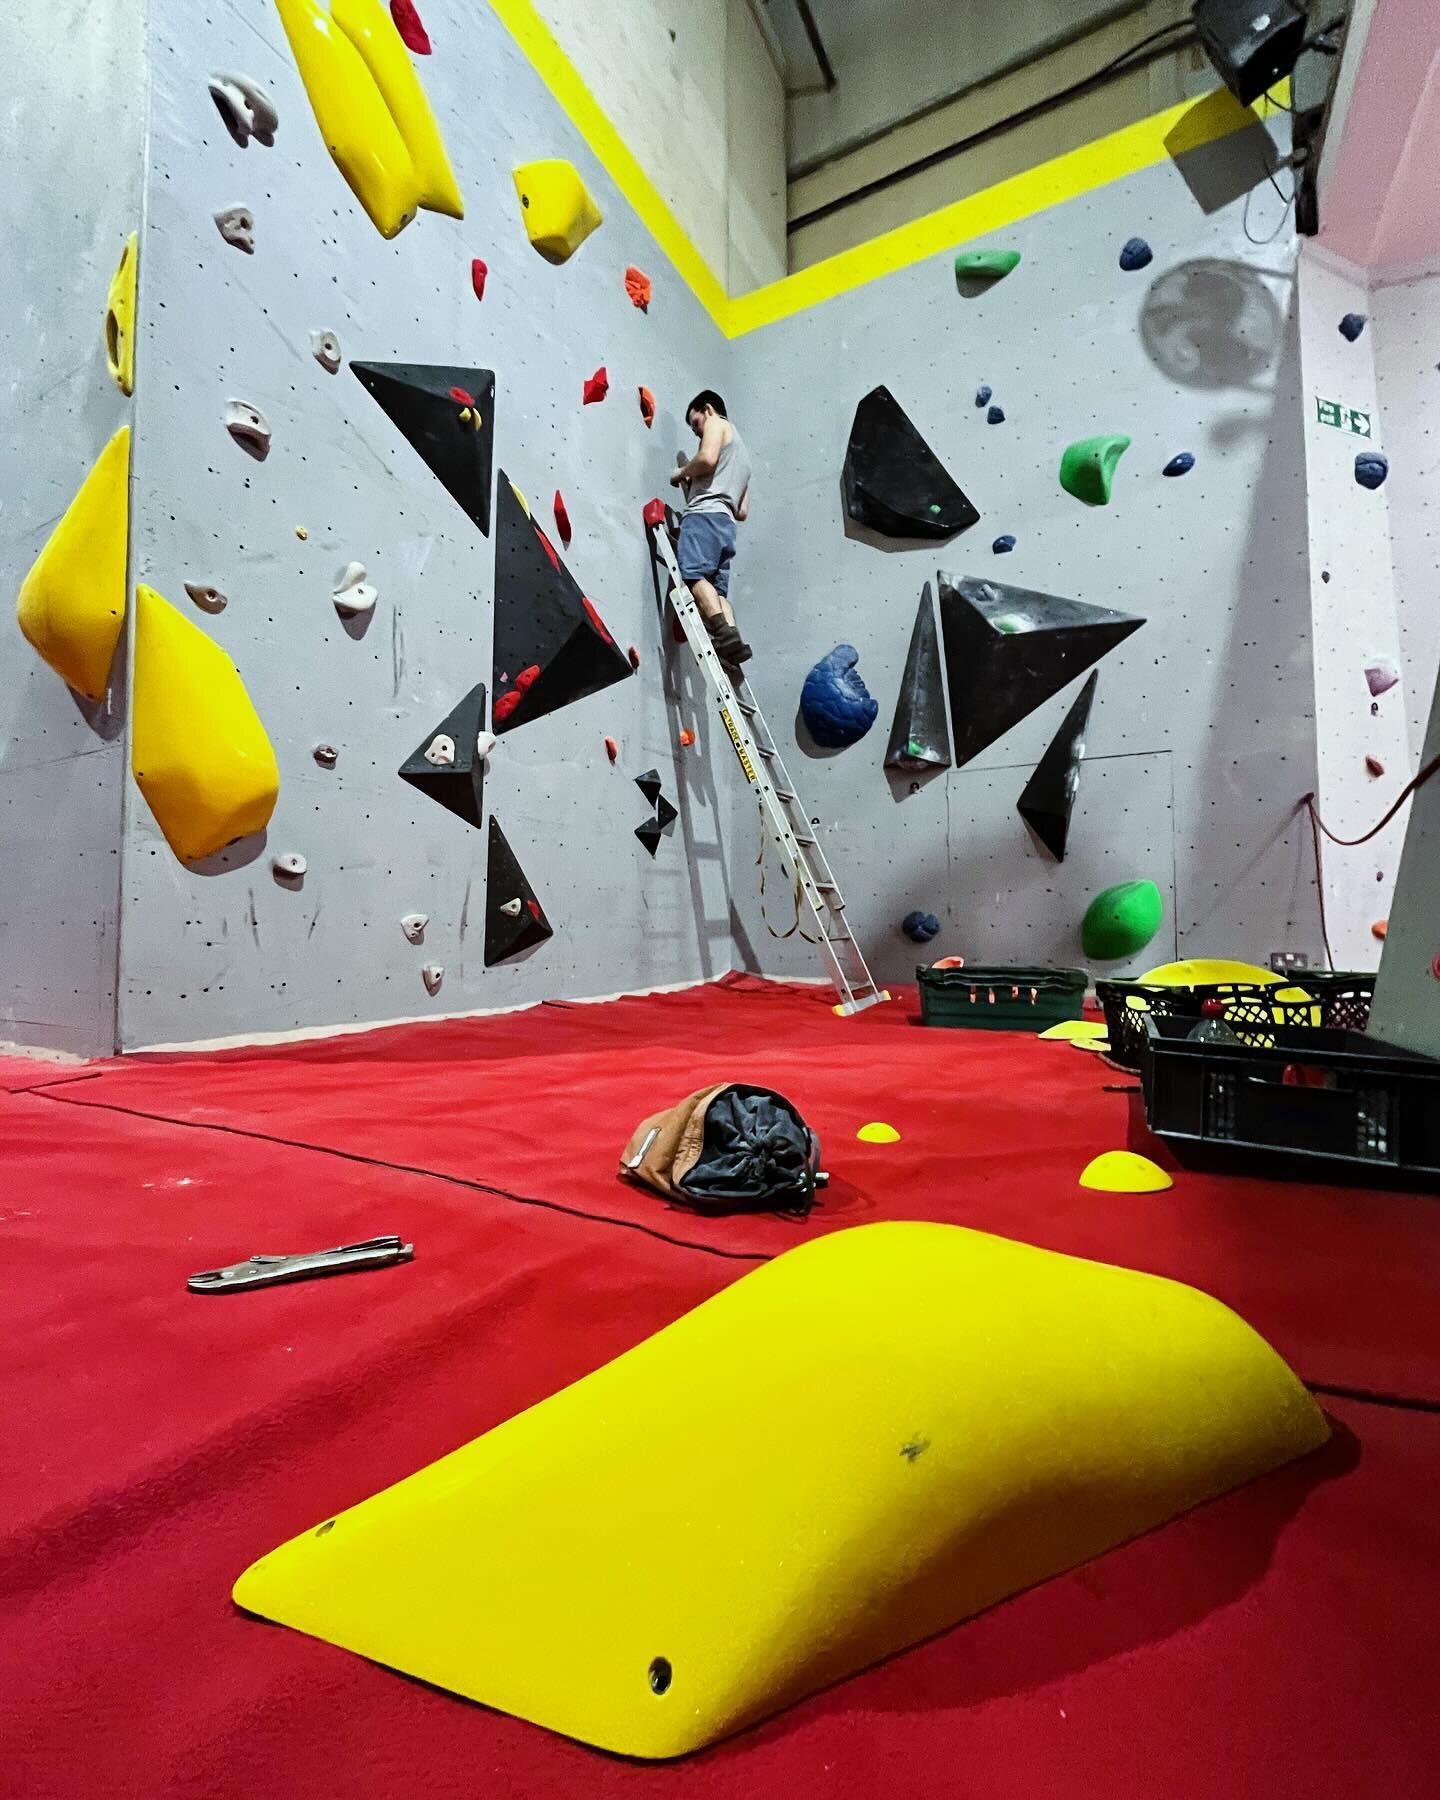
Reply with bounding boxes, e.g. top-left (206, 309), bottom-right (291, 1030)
top-left (1192, 0), bottom-right (1310, 105)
